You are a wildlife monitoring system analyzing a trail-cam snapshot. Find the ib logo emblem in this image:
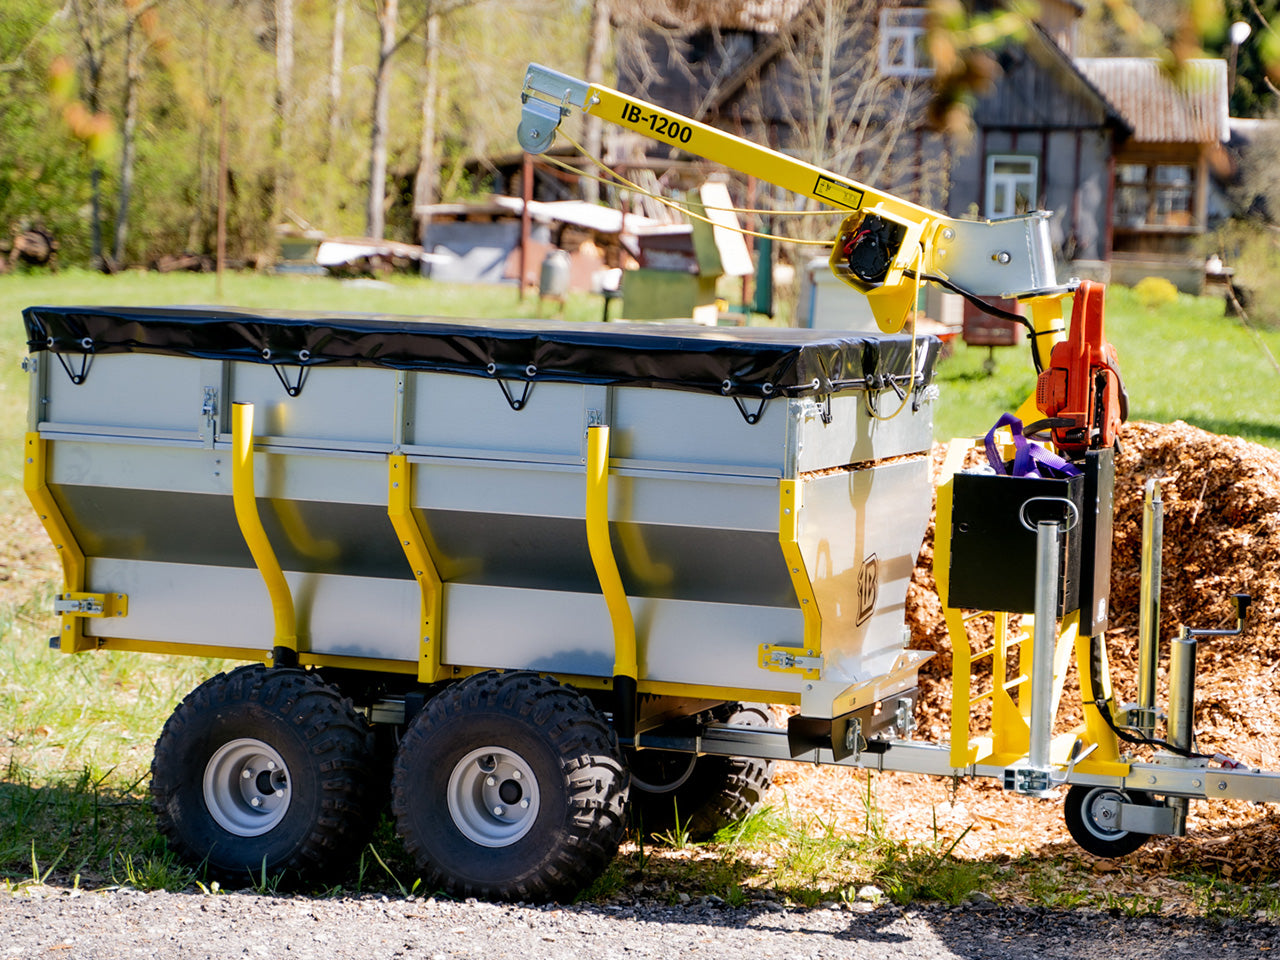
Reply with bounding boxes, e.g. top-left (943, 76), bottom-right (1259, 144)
top-left (856, 554), bottom-right (879, 626)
